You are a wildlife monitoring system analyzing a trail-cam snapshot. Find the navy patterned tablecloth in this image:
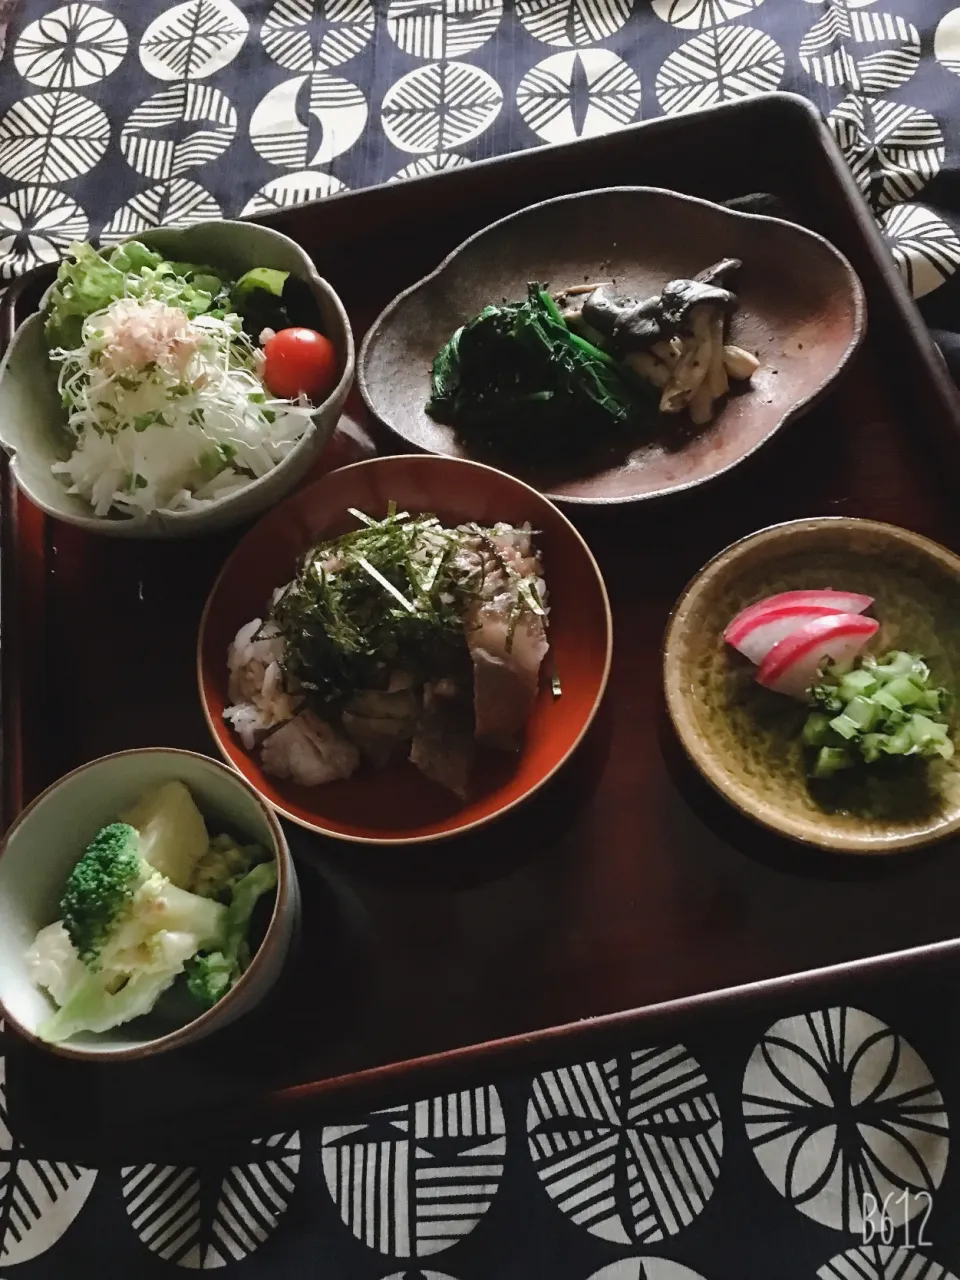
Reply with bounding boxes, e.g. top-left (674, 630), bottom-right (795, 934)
top-left (3, 1), bottom-right (960, 1277)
